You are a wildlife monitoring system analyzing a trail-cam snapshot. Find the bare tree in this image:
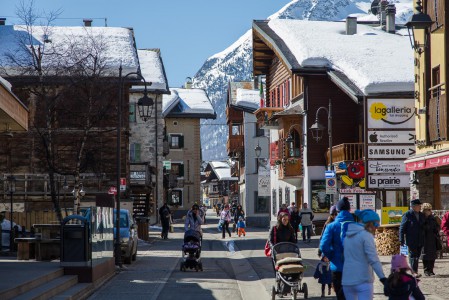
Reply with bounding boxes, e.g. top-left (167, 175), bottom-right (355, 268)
top-left (1, 1), bottom-right (120, 220)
